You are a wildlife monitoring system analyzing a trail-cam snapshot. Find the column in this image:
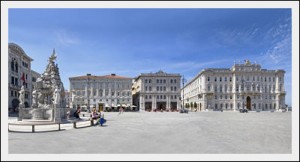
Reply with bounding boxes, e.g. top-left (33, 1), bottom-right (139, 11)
top-left (152, 95), bottom-right (156, 111)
